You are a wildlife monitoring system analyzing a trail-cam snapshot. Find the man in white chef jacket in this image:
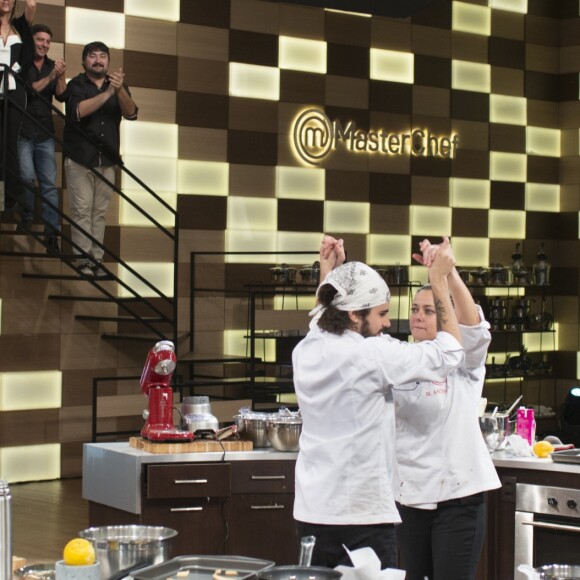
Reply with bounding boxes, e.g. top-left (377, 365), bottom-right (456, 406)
top-left (291, 236), bottom-right (464, 569)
